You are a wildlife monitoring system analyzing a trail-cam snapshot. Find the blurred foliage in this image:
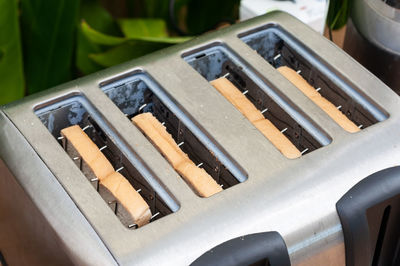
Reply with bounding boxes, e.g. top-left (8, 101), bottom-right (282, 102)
top-left (81, 19), bottom-right (191, 67)
top-left (20, 0), bottom-right (80, 95)
top-left (327, 0), bottom-right (351, 30)
top-left (0, 0), bottom-right (24, 105)
top-left (0, 0), bottom-right (240, 104)
top-left (0, 0), bottom-right (347, 105)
